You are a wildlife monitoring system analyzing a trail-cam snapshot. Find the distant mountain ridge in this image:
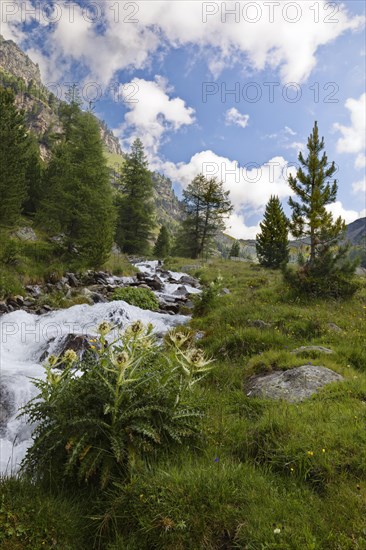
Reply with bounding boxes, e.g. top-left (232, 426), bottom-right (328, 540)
top-left (346, 217), bottom-right (366, 245)
top-left (219, 217), bottom-right (366, 260)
